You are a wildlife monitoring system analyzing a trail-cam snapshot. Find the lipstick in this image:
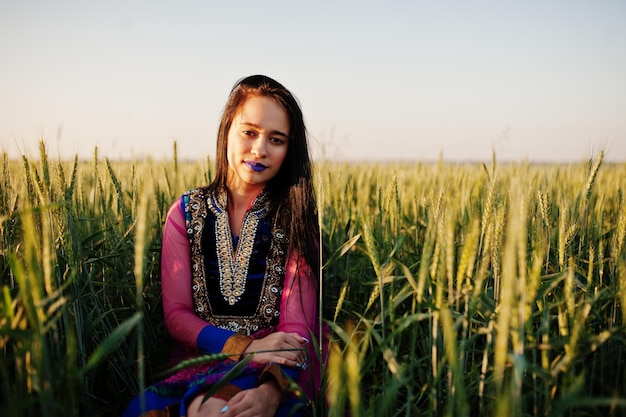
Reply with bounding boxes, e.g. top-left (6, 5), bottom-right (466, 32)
top-left (244, 161), bottom-right (267, 172)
